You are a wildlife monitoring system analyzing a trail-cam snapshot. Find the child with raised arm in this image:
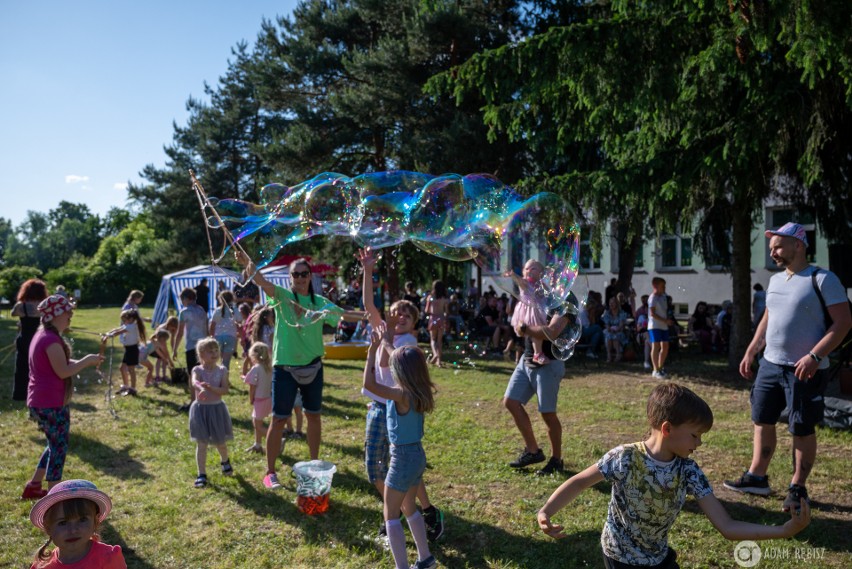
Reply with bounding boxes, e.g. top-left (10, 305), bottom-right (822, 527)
top-left (188, 338), bottom-right (234, 488)
top-left (102, 309), bottom-right (147, 396)
top-left (506, 260), bottom-right (549, 365)
top-left (29, 479), bottom-right (125, 568)
top-left (363, 325), bottom-right (437, 569)
top-left (537, 383), bottom-right (810, 568)
top-left (357, 248), bottom-right (445, 543)
top-left (424, 280), bottom-right (448, 367)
